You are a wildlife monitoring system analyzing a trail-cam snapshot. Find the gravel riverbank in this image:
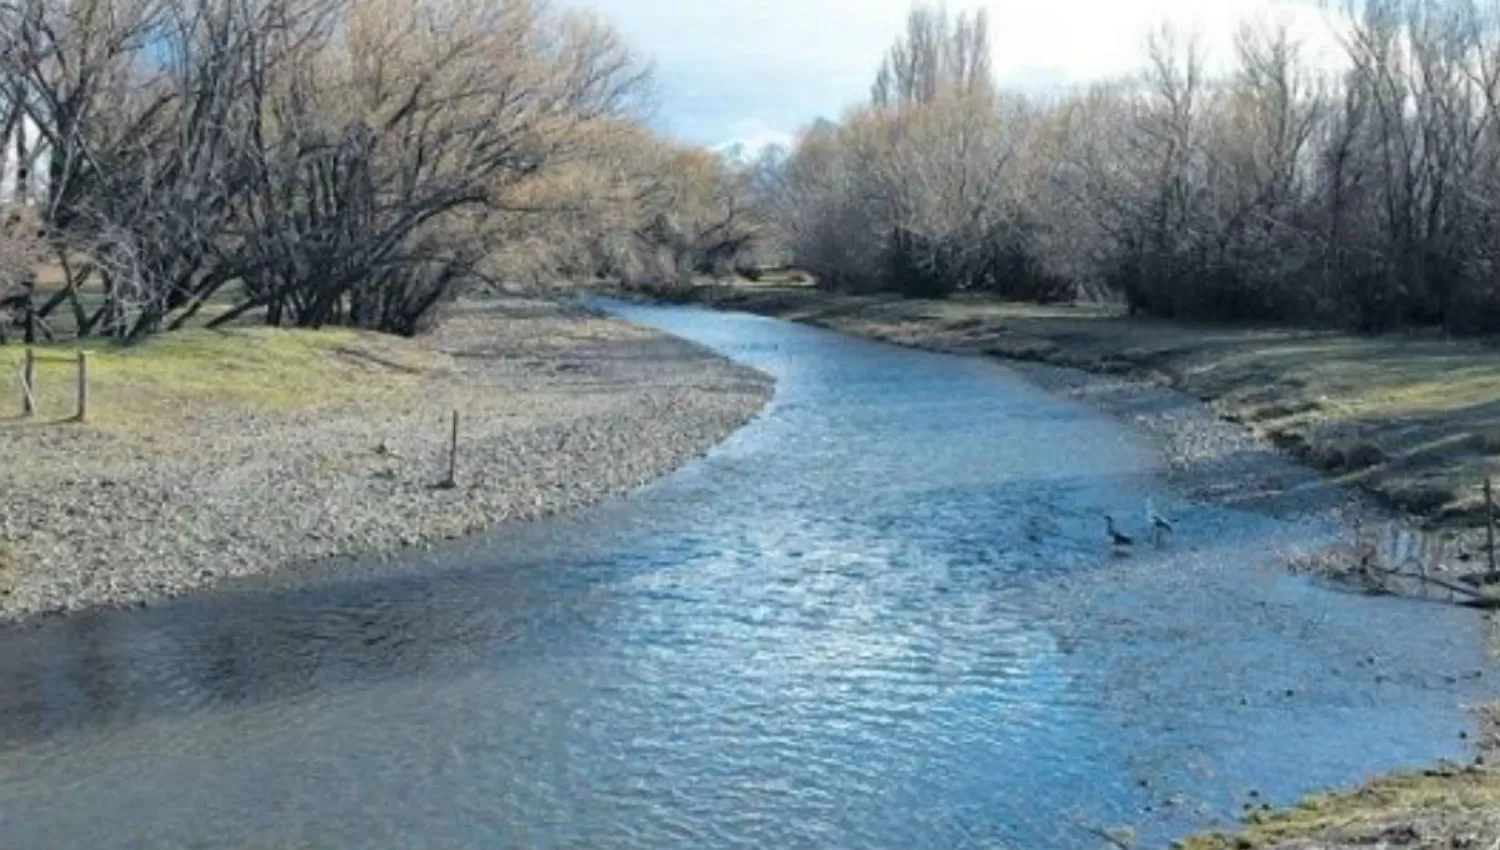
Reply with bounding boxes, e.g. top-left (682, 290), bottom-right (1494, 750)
top-left (1003, 359), bottom-right (1375, 525)
top-left (0, 298), bottom-right (771, 622)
